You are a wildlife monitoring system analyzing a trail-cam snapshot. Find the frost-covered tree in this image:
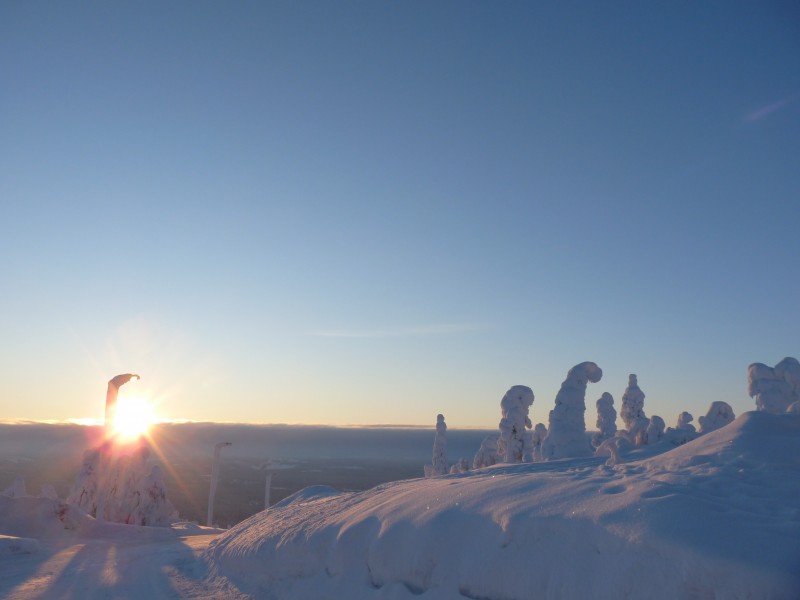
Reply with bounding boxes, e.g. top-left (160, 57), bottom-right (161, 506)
top-left (449, 457), bottom-right (470, 474)
top-left (749, 357), bottom-right (800, 414)
top-left (698, 401), bottom-right (735, 434)
top-left (645, 415), bottom-right (665, 444)
top-left (677, 411), bottom-right (695, 432)
top-left (665, 411), bottom-right (697, 446)
top-left (592, 392), bottom-right (617, 448)
top-left (529, 423), bottom-right (547, 462)
top-left (788, 401), bottom-right (800, 414)
top-left (67, 441), bottom-right (177, 526)
top-left (39, 484), bottom-right (59, 500)
top-left (497, 385), bottom-right (534, 463)
top-left (473, 434), bottom-right (500, 469)
top-left (105, 373), bottom-right (139, 435)
top-left (424, 414), bottom-right (448, 477)
top-left (621, 374), bottom-right (648, 445)
top-left (542, 362), bottom-right (602, 459)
